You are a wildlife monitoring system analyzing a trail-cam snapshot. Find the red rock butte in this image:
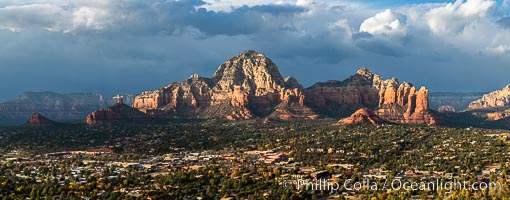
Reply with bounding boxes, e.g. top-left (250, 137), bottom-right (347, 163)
top-left (27, 112), bottom-right (55, 127)
top-left (128, 51), bottom-right (440, 125)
